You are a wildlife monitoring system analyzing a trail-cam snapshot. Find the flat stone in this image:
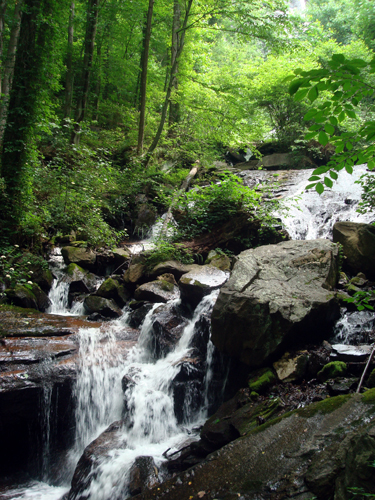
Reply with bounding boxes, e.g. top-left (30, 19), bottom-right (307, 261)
top-left (331, 344), bottom-right (372, 361)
